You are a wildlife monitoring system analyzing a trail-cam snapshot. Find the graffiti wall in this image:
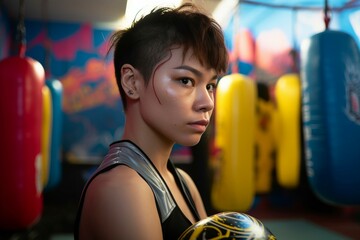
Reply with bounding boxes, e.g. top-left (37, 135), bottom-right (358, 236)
top-left (222, 3), bottom-right (360, 83)
top-left (25, 21), bottom-right (124, 164)
top-left (11, 2), bottom-right (360, 165)
top-left (0, 6), bottom-right (10, 59)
